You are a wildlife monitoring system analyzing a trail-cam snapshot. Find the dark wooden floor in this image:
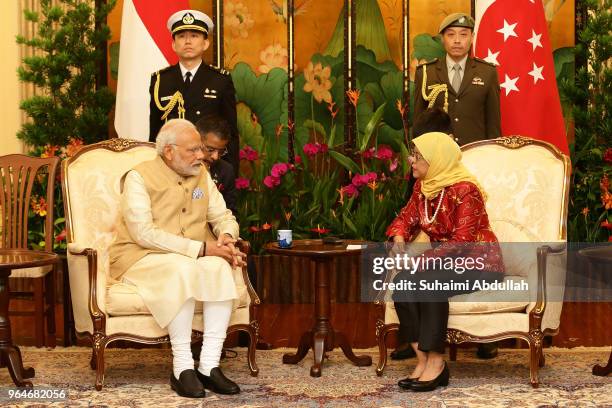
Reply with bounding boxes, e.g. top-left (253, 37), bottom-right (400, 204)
top-left (9, 299), bottom-right (611, 349)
